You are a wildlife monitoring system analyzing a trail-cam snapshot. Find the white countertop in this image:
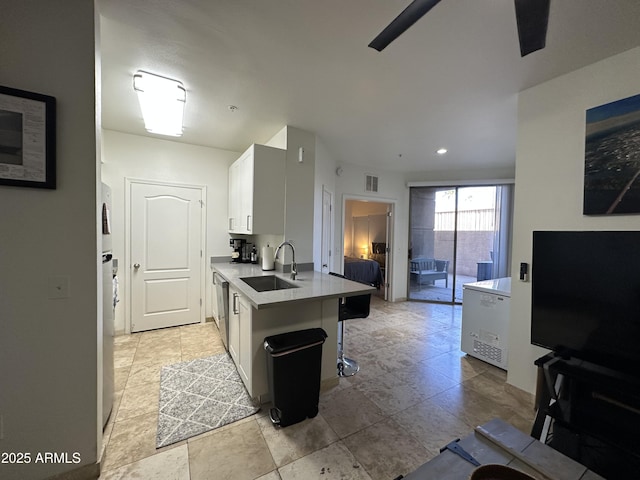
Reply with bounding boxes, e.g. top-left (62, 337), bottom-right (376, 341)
top-left (213, 263), bottom-right (375, 309)
top-left (463, 277), bottom-right (511, 297)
